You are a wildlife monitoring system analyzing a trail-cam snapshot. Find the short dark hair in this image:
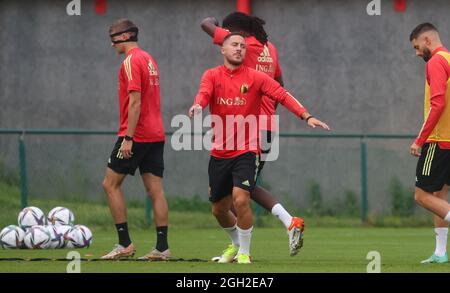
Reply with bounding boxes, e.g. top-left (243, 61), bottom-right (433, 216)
top-left (109, 18), bottom-right (138, 38)
top-left (223, 32), bottom-right (246, 44)
top-left (222, 12), bottom-right (268, 45)
top-left (409, 22), bottom-right (438, 41)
